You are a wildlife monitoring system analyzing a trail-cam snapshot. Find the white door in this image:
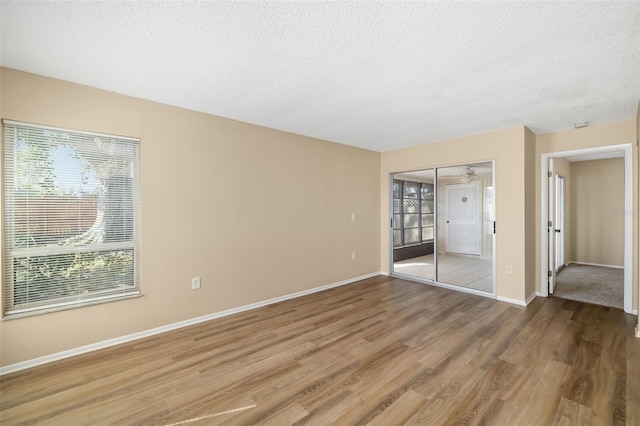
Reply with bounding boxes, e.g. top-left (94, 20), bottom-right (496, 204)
top-left (555, 175), bottom-right (566, 272)
top-left (548, 159), bottom-right (556, 293)
top-left (445, 182), bottom-right (481, 255)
